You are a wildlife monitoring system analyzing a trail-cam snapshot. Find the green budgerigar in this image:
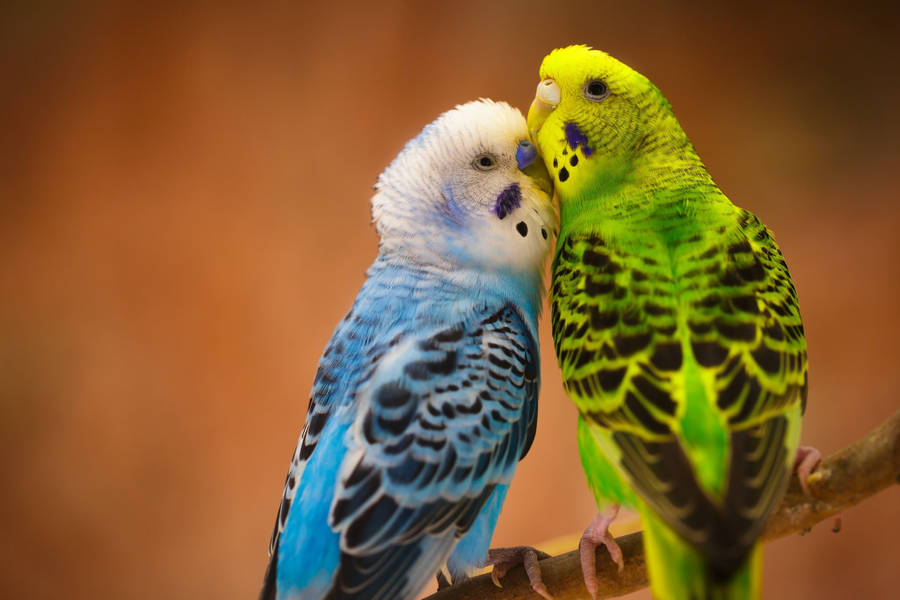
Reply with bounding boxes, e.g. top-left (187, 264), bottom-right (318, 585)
top-left (527, 45), bottom-right (818, 600)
